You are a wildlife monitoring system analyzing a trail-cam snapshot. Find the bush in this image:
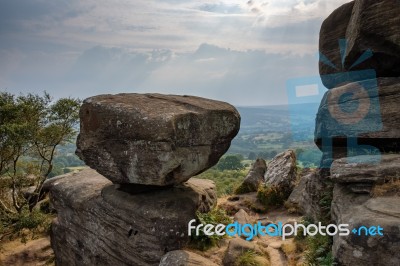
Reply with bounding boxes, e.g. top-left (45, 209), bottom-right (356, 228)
top-left (3, 208), bottom-right (52, 243)
top-left (235, 250), bottom-right (264, 266)
top-left (293, 217), bottom-right (335, 266)
top-left (256, 185), bottom-right (289, 209)
top-left (303, 233), bottom-right (334, 266)
top-left (234, 182), bottom-right (254, 195)
top-left (190, 207), bottom-right (232, 250)
top-left (14, 209), bottom-right (47, 232)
